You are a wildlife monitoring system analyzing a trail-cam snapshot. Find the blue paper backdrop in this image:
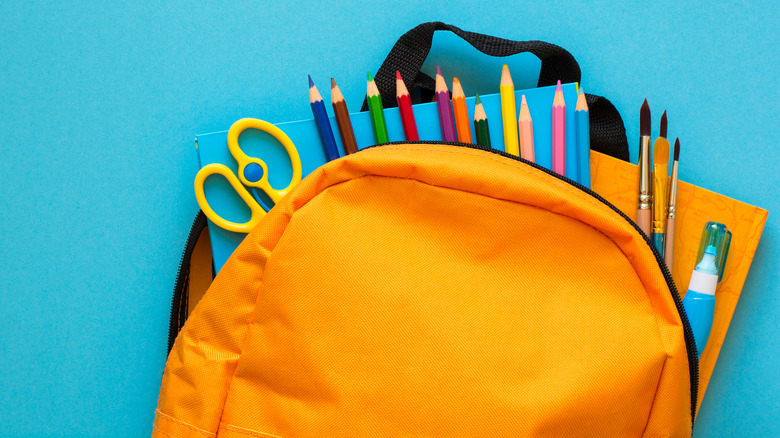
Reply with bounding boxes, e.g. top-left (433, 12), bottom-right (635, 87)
top-left (1, 1), bottom-right (777, 436)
